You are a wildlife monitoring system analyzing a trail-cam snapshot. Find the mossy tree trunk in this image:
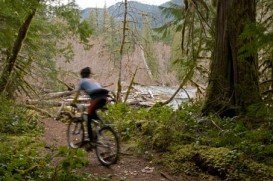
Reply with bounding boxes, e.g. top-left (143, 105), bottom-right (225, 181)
top-left (116, 0), bottom-right (128, 102)
top-left (202, 0), bottom-right (261, 117)
top-left (0, 8), bottom-right (37, 95)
